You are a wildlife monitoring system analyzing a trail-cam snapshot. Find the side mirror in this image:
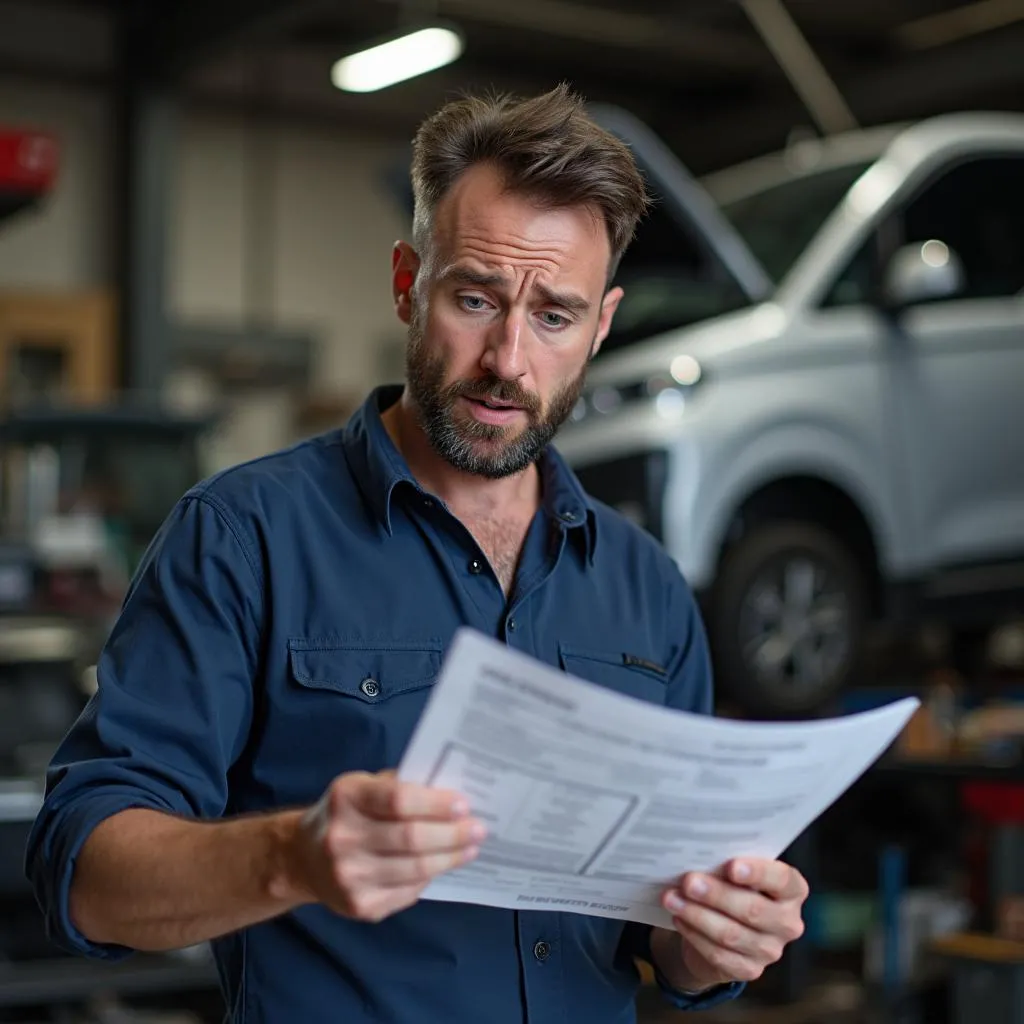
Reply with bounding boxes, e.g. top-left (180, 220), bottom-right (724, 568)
top-left (881, 240), bottom-right (965, 309)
